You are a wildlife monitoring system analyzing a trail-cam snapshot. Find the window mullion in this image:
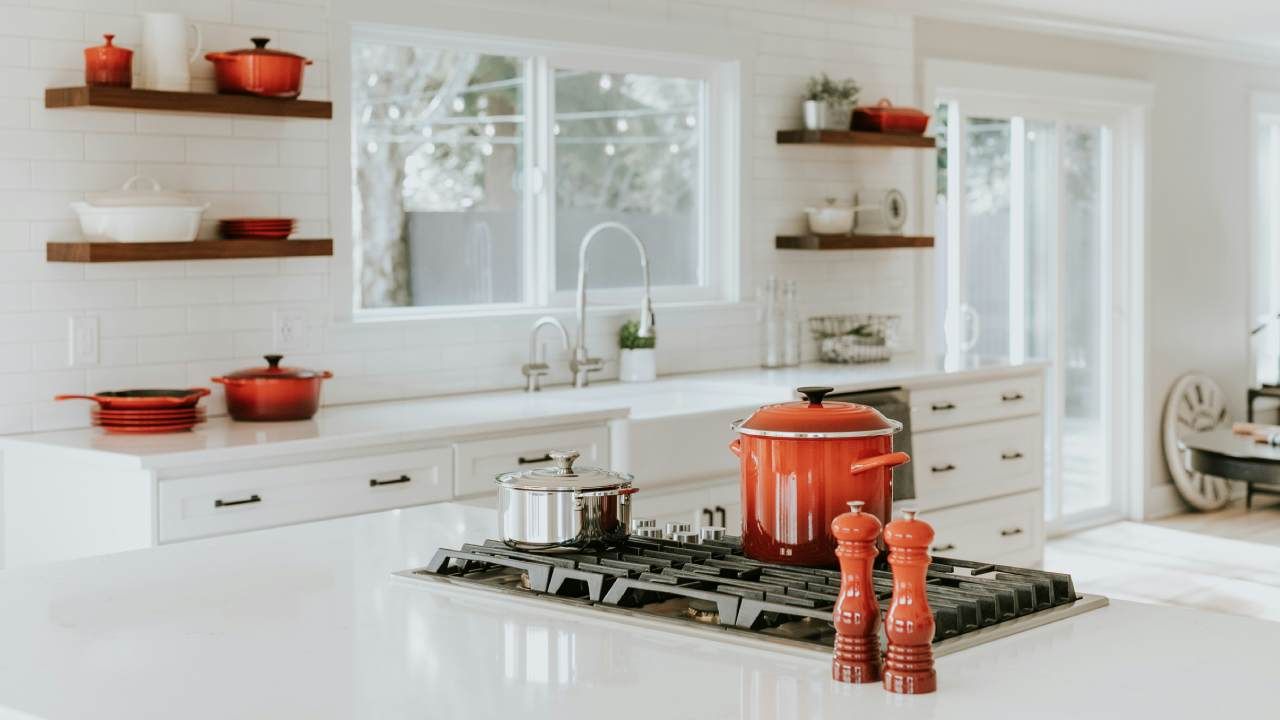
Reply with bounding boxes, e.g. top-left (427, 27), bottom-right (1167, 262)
top-left (529, 56), bottom-right (555, 307)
